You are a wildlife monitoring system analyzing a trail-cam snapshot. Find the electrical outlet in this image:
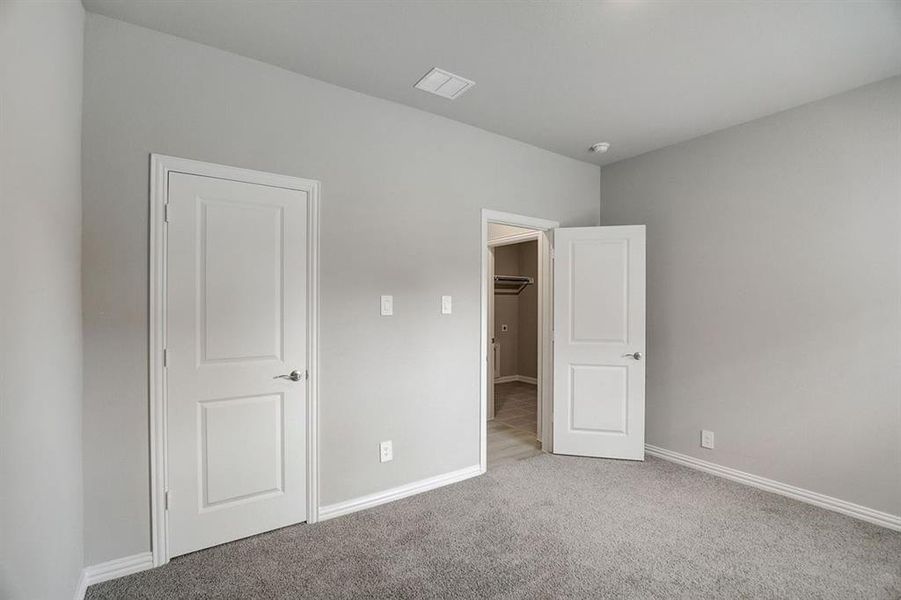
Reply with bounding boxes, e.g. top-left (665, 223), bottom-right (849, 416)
top-left (701, 430), bottom-right (715, 449)
top-left (379, 440), bottom-right (393, 463)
